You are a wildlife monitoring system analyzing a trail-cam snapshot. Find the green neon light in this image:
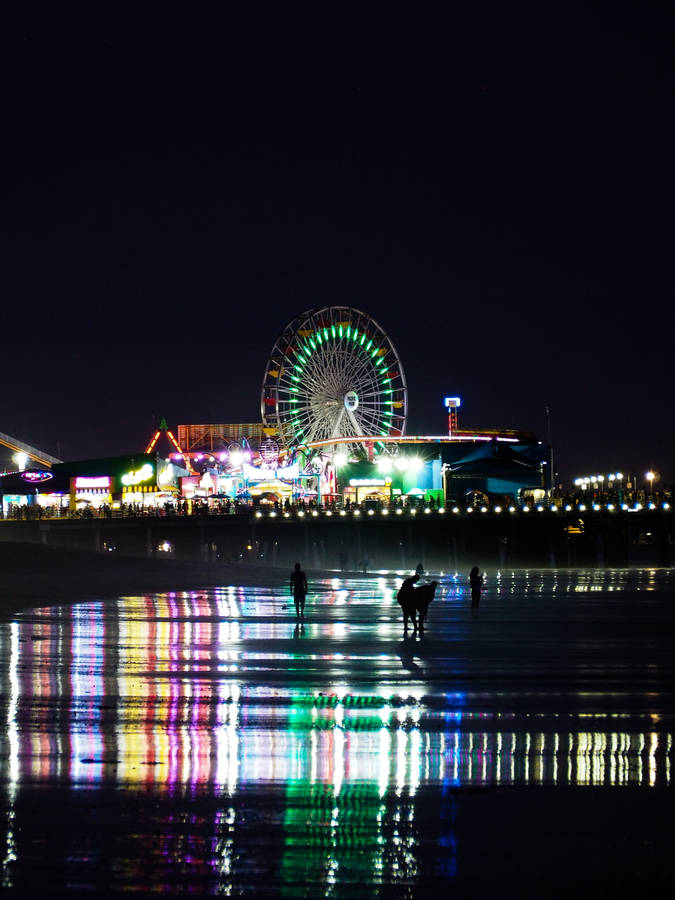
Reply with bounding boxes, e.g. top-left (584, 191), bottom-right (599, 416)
top-left (331, 325), bottom-right (336, 339)
top-left (309, 338), bottom-right (316, 350)
top-left (323, 328), bottom-right (329, 341)
top-left (346, 326), bottom-right (351, 339)
top-left (360, 333), bottom-right (366, 345)
top-left (294, 365), bottom-right (302, 372)
top-left (338, 325), bottom-right (343, 337)
top-left (317, 332), bottom-right (322, 344)
top-left (367, 339), bottom-right (373, 350)
top-left (376, 358), bottom-right (385, 367)
top-left (290, 375), bottom-right (299, 382)
top-left (352, 329), bottom-right (358, 342)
